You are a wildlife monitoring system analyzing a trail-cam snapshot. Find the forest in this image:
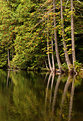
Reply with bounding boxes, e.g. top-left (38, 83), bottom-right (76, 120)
top-left (0, 0), bottom-right (83, 74)
top-left (0, 1), bottom-right (83, 121)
